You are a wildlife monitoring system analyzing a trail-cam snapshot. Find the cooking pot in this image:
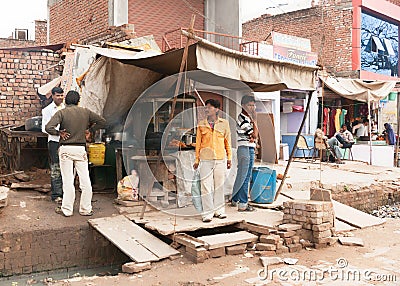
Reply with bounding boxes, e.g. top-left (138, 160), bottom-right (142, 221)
top-left (111, 132), bottom-right (123, 141)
